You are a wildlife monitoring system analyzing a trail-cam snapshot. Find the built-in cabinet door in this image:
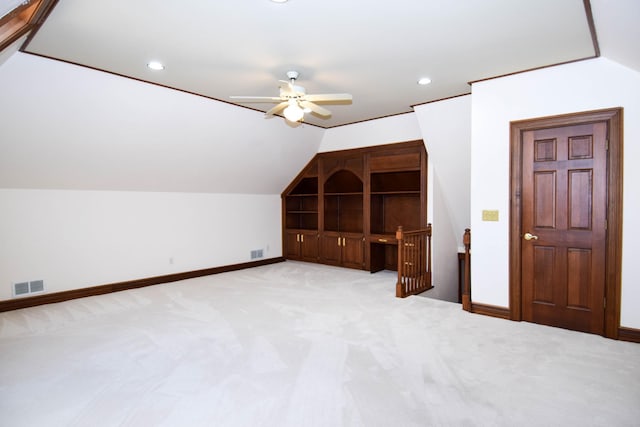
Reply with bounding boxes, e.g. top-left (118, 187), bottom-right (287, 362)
top-left (320, 232), bottom-right (364, 269)
top-left (285, 230), bottom-right (302, 259)
top-left (287, 230), bottom-right (319, 262)
top-left (341, 235), bottom-right (365, 269)
top-left (299, 231), bottom-right (319, 262)
top-left (320, 232), bottom-right (342, 266)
